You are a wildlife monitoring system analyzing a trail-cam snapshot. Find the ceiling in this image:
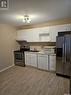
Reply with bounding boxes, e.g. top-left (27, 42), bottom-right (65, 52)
top-left (0, 0), bottom-right (71, 26)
